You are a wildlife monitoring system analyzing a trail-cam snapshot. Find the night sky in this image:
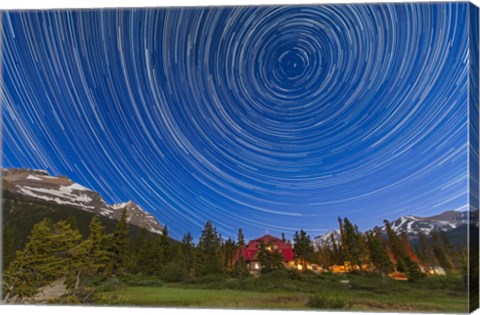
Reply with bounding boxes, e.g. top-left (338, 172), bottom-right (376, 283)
top-left (1, 3), bottom-right (470, 240)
